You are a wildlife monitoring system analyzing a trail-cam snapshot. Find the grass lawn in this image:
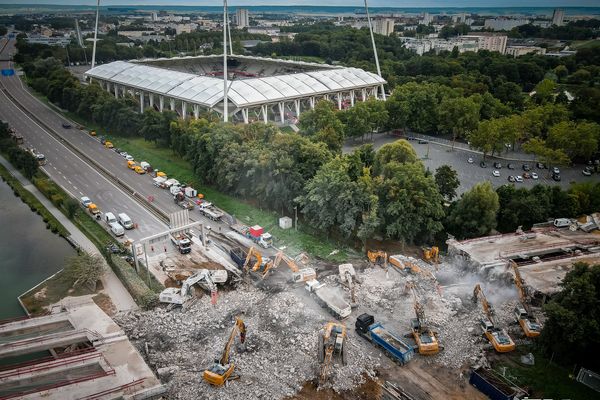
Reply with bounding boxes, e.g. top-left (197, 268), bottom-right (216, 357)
top-left (570, 39), bottom-right (600, 49)
top-left (113, 136), bottom-right (354, 262)
top-left (20, 271), bottom-right (95, 315)
top-left (494, 348), bottom-right (598, 400)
